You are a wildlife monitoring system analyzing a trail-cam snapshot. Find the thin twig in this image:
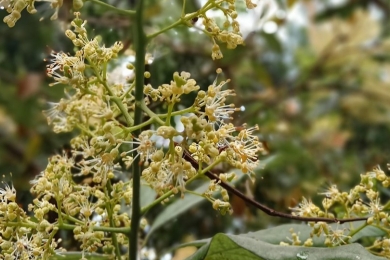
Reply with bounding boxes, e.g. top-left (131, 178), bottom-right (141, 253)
top-left (182, 148), bottom-right (368, 224)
